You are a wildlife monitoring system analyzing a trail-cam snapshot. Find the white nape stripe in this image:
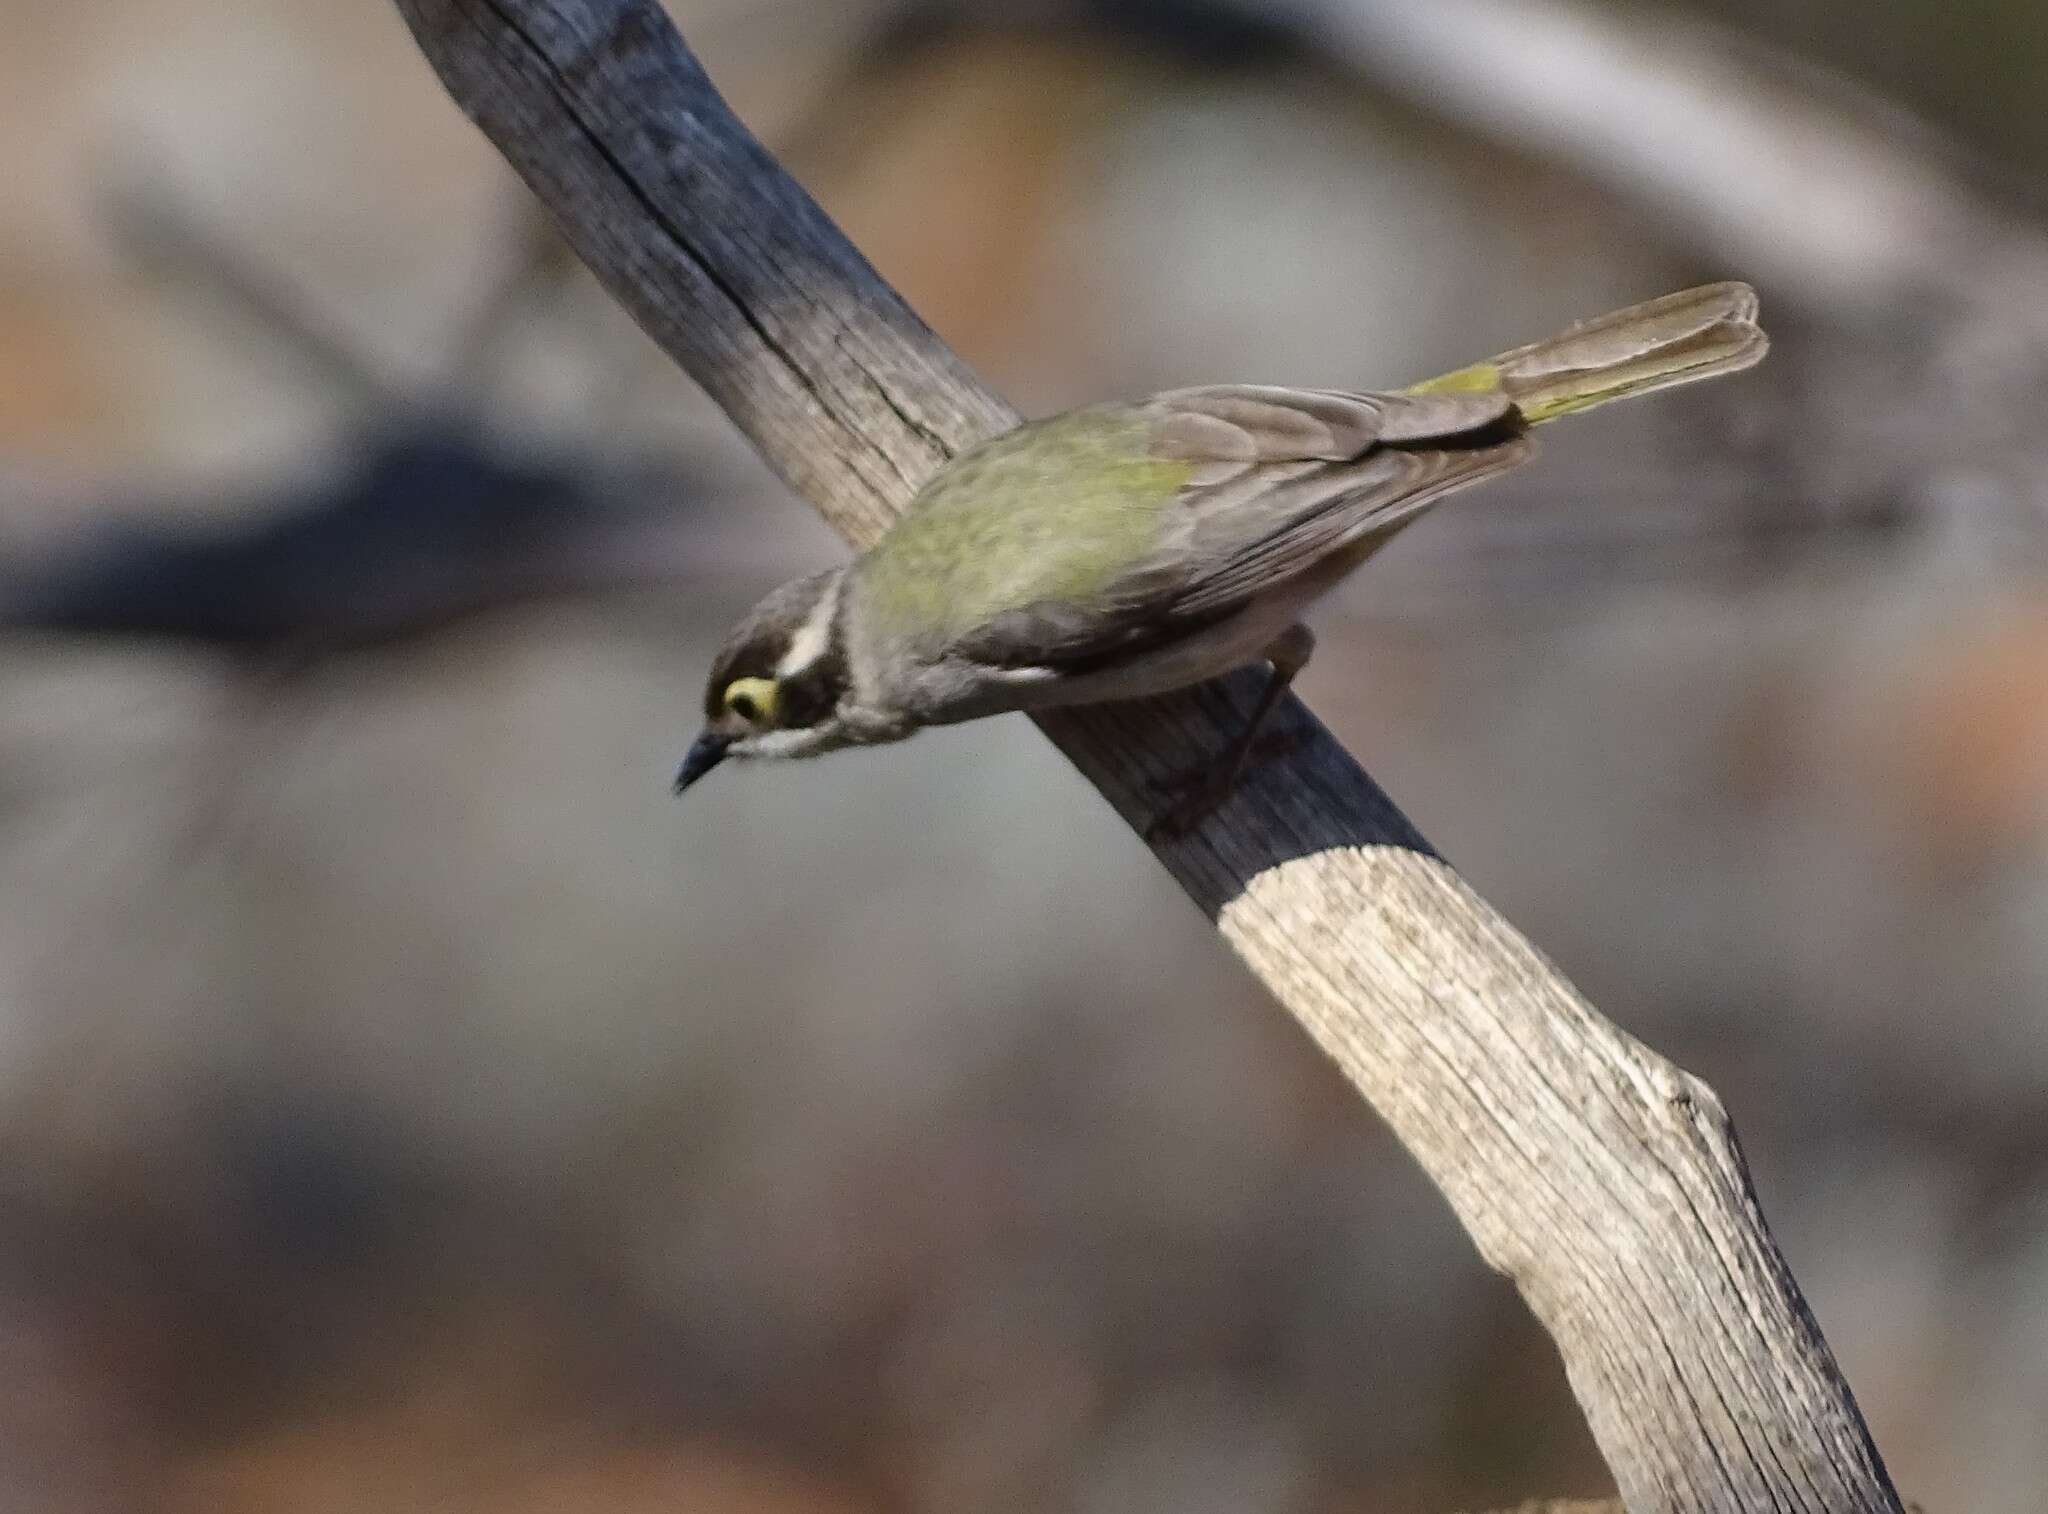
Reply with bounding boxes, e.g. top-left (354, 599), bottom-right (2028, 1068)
top-left (776, 572), bottom-right (842, 678)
